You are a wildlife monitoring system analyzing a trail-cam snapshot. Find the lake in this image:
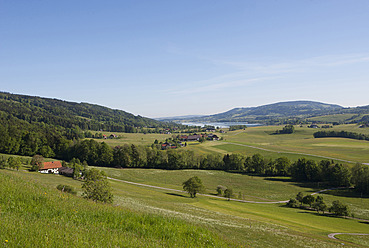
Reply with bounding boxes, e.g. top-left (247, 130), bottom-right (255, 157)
top-left (181, 122), bottom-right (261, 128)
